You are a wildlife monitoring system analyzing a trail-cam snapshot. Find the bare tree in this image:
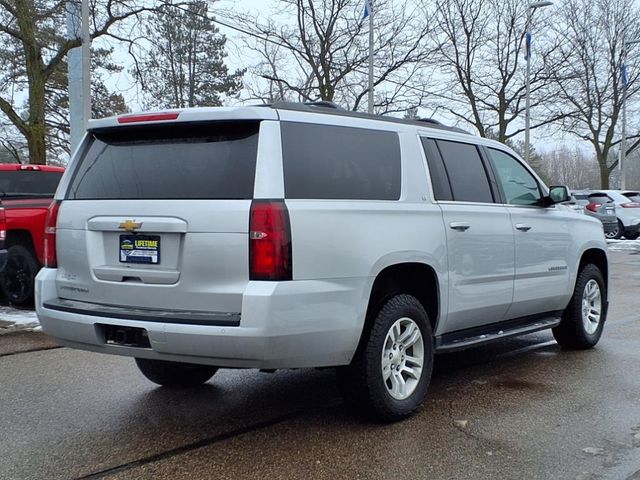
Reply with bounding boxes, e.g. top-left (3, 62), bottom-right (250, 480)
top-left (551, 0), bottom-right (640, 188)
top-left (0, 0), bottom-right (165, 165)
top-left (536, 146), bottom-right (600, 189)
top-left (432, 0), bottom-right (568, 142)
top-left (231, 0), bottom-right (437, 114)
